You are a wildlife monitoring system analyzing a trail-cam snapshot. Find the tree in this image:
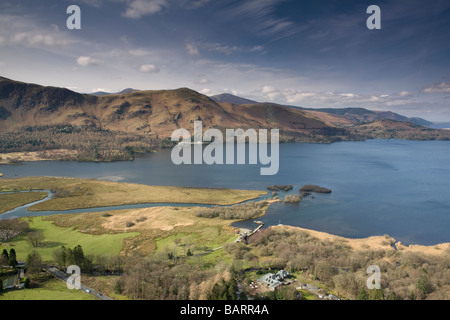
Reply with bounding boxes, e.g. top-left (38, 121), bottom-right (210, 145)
top-left (416, 268), bottom-right (431, 298)
top-left (65, 247), bottom-right (73, 265)
top-left (0, 219), bottom-right (29, 242)
top-left (9, 249), bottom-right (17, 268)
top-left (1, 249), bottom-right (9, 261)
top-left (368, 288), bottom-right (384, 300)
top-left (53, 246), bottom-right (67, 269)
top-left (1, 249), bottom-right (9, 274)
top-left (358, 287), bottom-right (368, 300)
top-left (26, 250), bottom-right (43, 275)
top-left (114, 280), bottom-right (123, 295)
top-left (27, 230), bottom-right (45, 247)
top-left (72, 245), bottom-right (86, 268)
top-left (208, 278), bottom-right (237, 300)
